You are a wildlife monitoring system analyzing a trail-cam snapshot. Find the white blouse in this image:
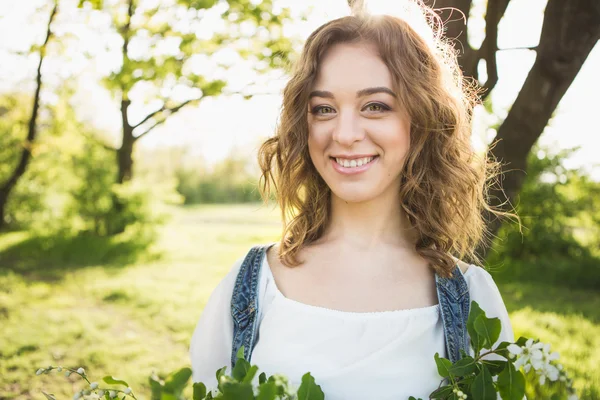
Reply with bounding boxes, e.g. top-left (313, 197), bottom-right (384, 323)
top-left (190, 253), bottom-right (515, 400)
